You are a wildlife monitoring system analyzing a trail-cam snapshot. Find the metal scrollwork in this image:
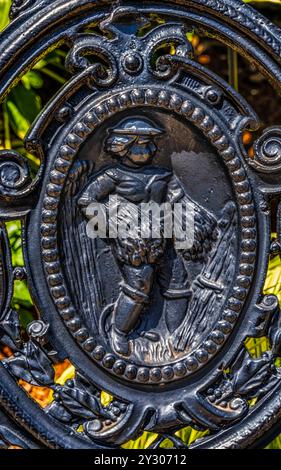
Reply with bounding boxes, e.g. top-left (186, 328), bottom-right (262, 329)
top-left (0, 150), bottom-right (32, 199)
top-left (2, 319), bottom-right (130, 446)
top-left (204, 295), bottom-right (281, 412)
top-left (0, 0), bottom-right (281, 449)
top-left (250, 127), bottom-right (281, 174)
top-left (9, 0), bottom-right (34, 19)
